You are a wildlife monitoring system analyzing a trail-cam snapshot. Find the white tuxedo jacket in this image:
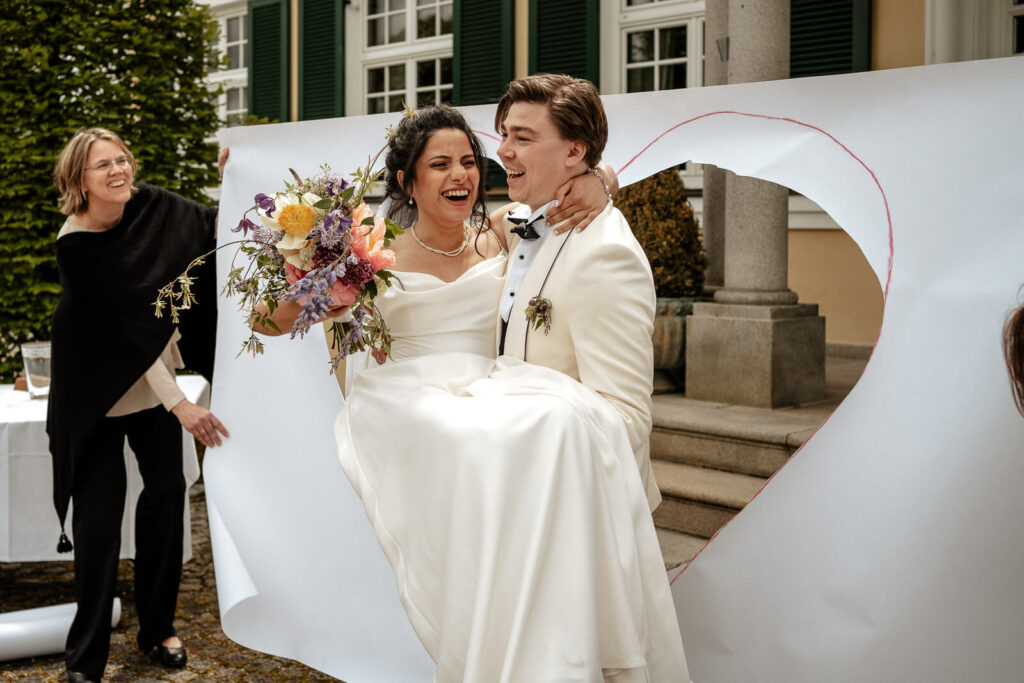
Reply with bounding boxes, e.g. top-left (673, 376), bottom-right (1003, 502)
top-left (497, 204), bottom-right (661, 511)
